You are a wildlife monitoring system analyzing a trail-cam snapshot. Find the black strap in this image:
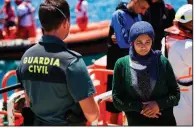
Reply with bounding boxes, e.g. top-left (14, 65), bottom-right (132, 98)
top-left (0, 83), bottom-right (22, 94)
